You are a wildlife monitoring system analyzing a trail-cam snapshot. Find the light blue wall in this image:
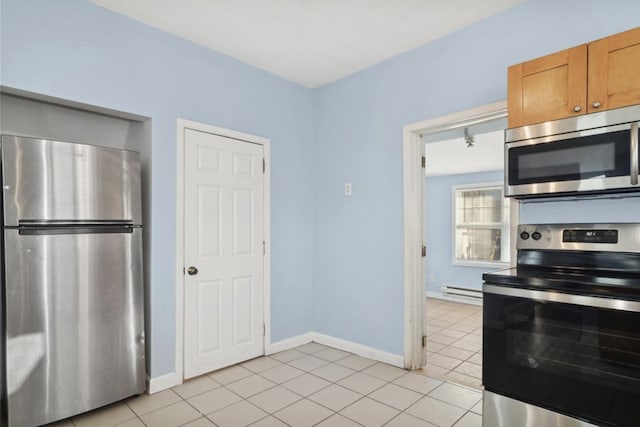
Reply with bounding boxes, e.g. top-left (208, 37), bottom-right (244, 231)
top-left (0, 0), bottom-right (315, 377)
top-left (313, 0), bottom-right (640, 356)
top-left (425, 171), bottom-right (503, 294)
top-left (4, 0), bottom-right (640, 372)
